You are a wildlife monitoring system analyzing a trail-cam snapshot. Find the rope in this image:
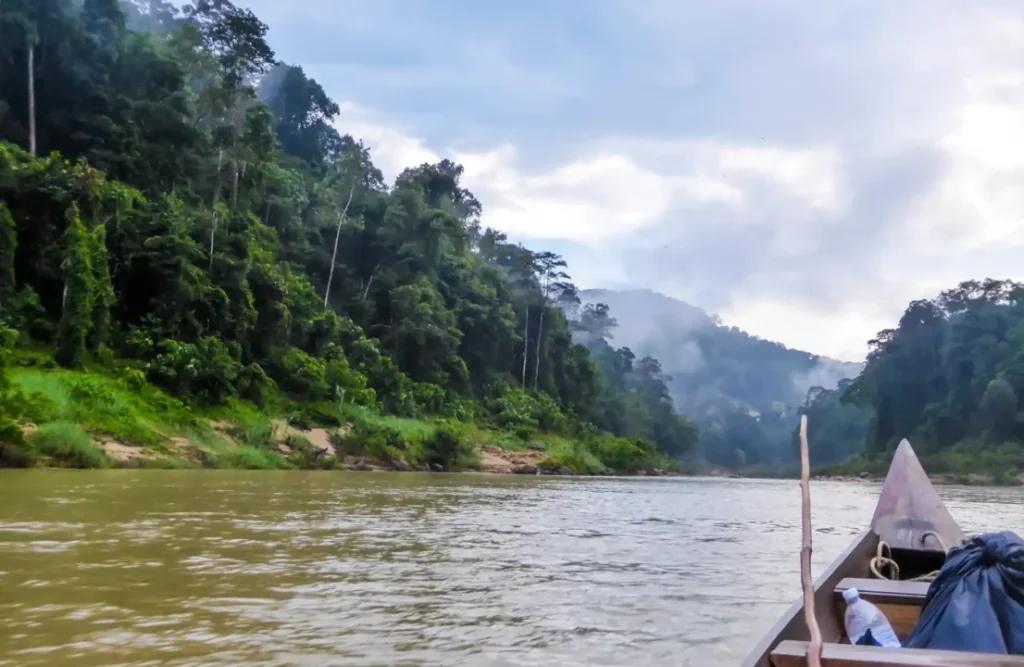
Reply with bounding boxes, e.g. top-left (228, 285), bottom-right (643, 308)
top-left (870, 531), bottom-right (952, 583)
